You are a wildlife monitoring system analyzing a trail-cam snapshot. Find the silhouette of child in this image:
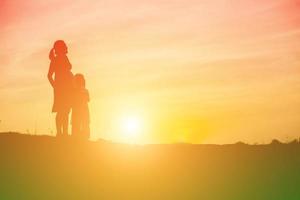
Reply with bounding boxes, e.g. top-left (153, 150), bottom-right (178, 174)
top-left (71, 74), bottom-right (90, 140)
